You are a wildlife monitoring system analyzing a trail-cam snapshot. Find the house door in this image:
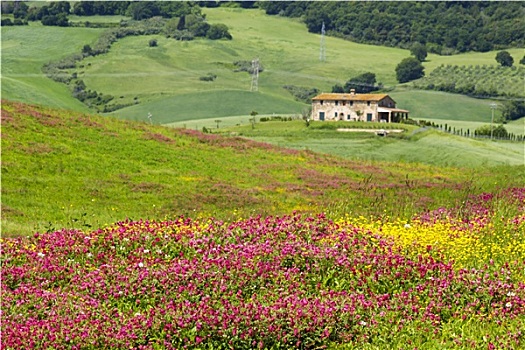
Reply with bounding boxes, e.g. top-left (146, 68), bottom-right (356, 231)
top-left (366, 113), bottom-right (373, 122)
top-left (319, 112), bottom-right (325, 121)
